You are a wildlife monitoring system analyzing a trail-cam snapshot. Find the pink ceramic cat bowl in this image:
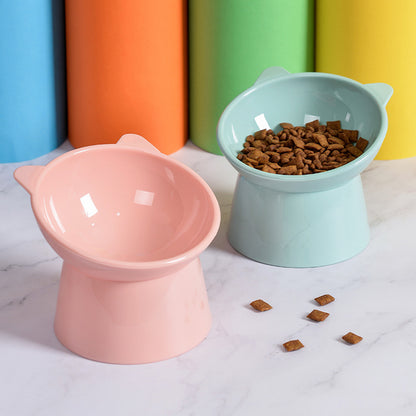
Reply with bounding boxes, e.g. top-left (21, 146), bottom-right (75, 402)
top-left (14, 134), bottom-right (220, 364)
